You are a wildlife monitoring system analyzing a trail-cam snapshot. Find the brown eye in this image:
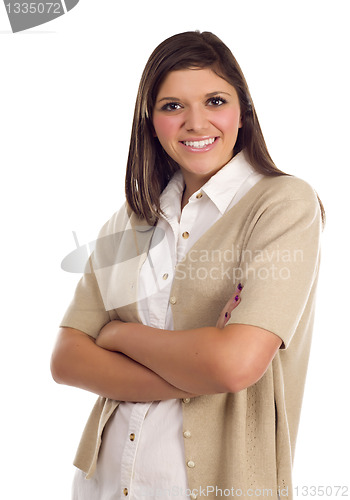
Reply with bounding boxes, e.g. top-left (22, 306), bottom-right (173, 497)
top-left (208, 96), bottom-right (227, 106)
top-left (161, 102), bottom-right (182, 111)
